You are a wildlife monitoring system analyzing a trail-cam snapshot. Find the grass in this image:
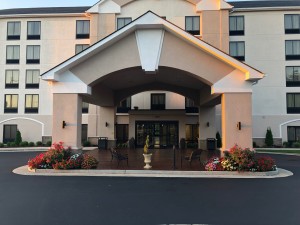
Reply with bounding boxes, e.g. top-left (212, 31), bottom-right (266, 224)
top-left (256, 149), bottom-right (300, 155)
